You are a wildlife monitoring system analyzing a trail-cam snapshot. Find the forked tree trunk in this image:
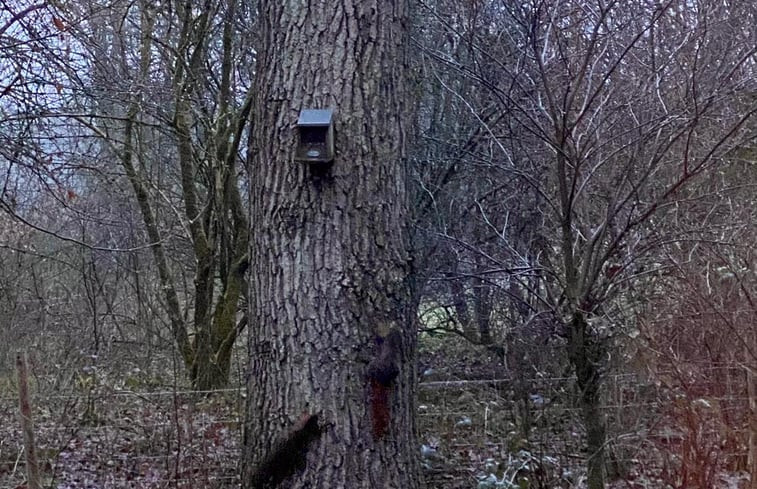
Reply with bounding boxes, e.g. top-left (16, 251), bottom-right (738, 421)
top-left (119, 3), bottom-right (247, 391)
top-left (242, 2), bottom-right (420, 488)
